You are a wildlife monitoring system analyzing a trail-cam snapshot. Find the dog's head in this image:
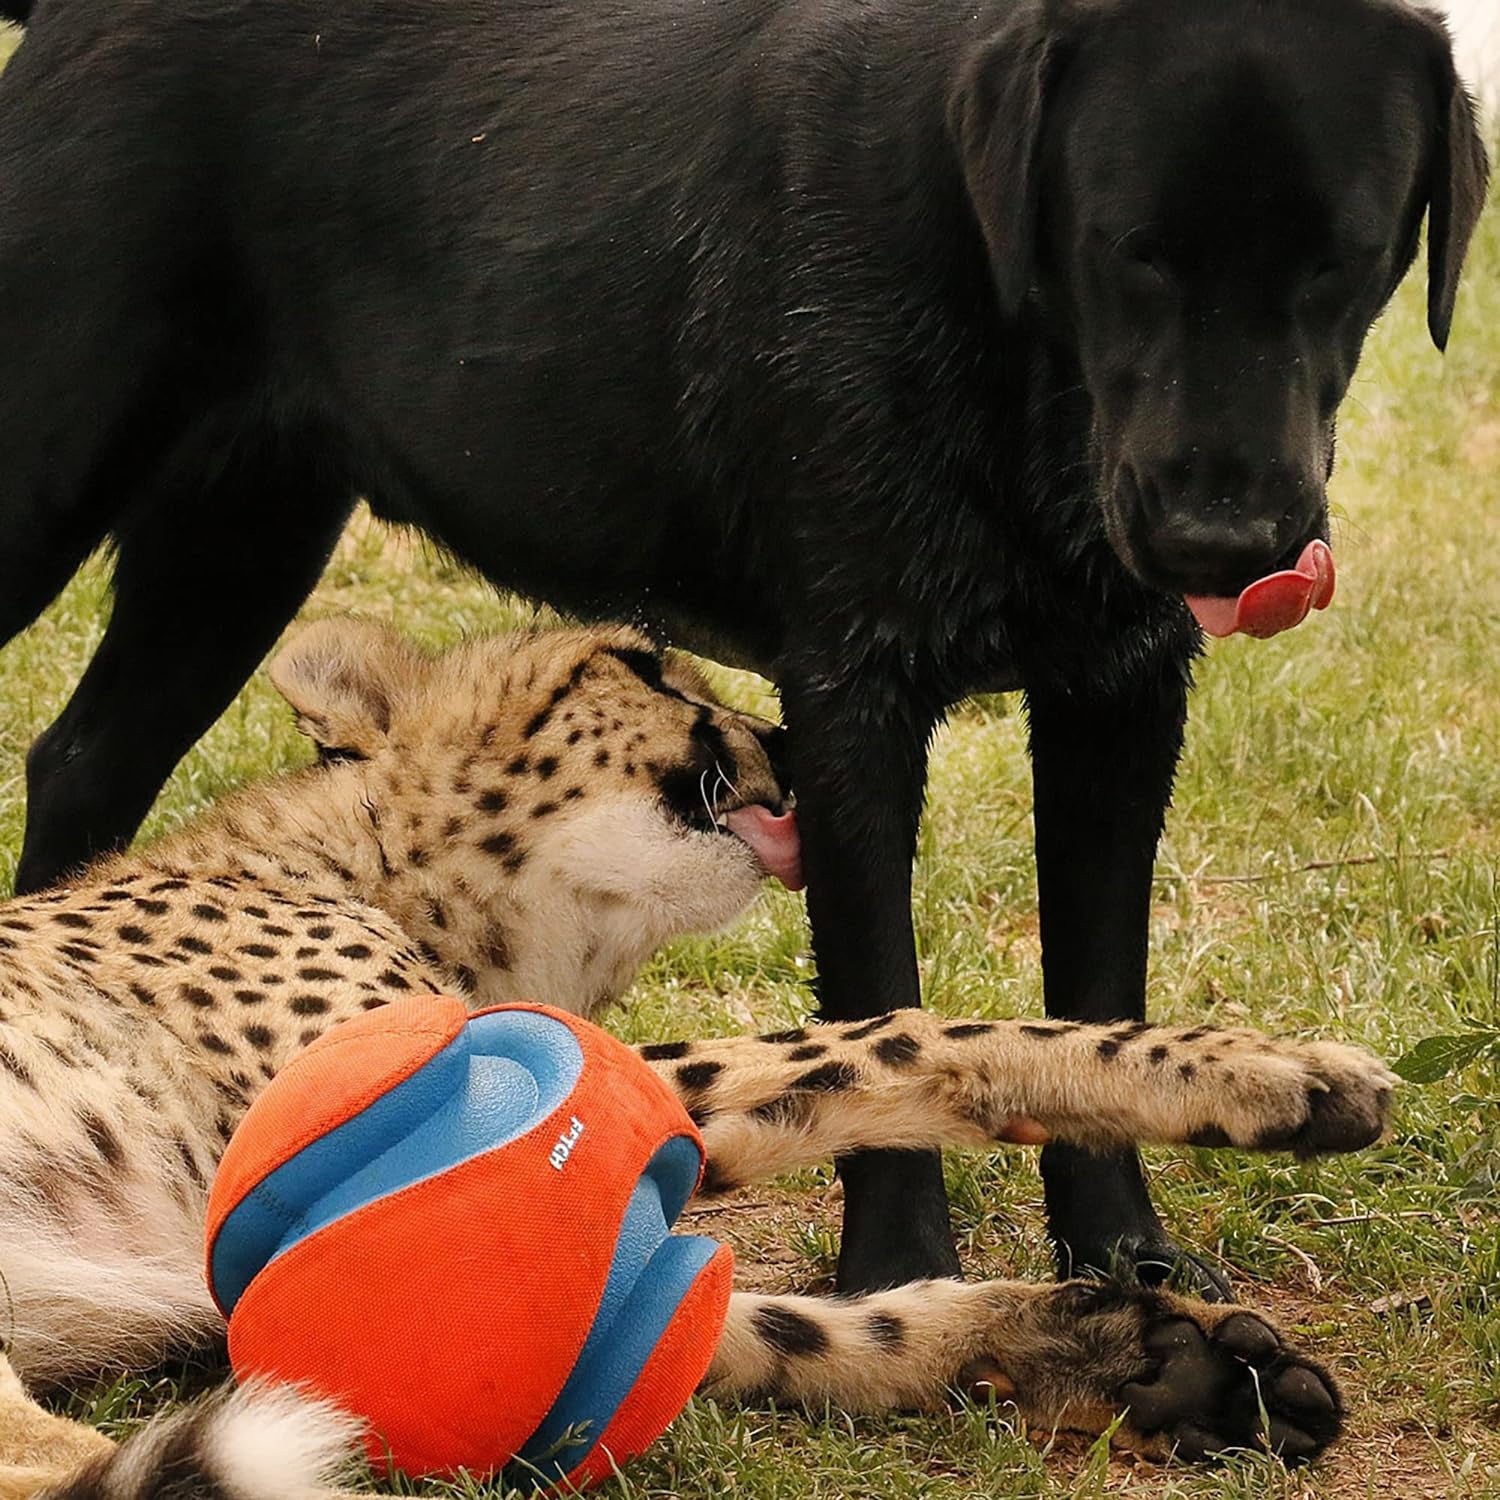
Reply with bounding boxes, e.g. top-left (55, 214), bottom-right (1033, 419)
top-left (951, 0), bottom-right (1489, 626)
